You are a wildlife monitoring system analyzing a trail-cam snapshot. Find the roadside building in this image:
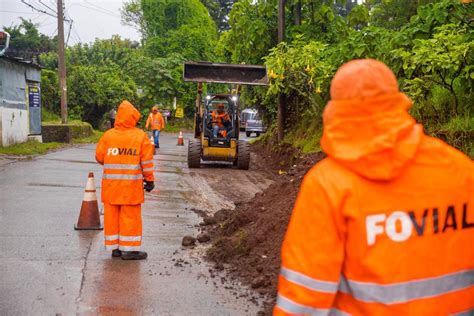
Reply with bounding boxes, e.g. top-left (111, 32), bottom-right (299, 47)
top-left (0, 56), bottom-right (42, 146)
